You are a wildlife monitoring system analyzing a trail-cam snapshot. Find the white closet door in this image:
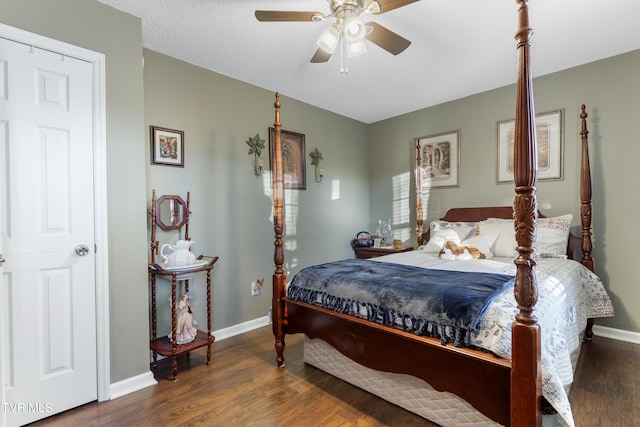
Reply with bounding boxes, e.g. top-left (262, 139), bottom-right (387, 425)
top-left (0, 36), bottom-right (97, 426)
